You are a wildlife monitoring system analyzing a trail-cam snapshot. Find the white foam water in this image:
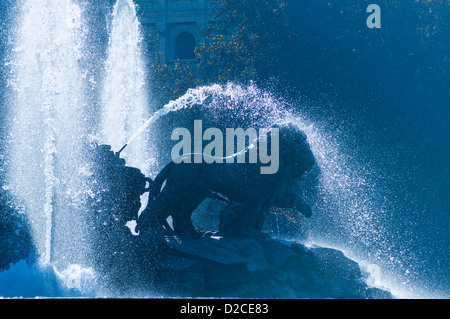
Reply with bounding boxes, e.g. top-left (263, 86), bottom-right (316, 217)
top-left (5, 0), bottom-right (89, 268)
top-left (99, 0), bottom-right (152, 175)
